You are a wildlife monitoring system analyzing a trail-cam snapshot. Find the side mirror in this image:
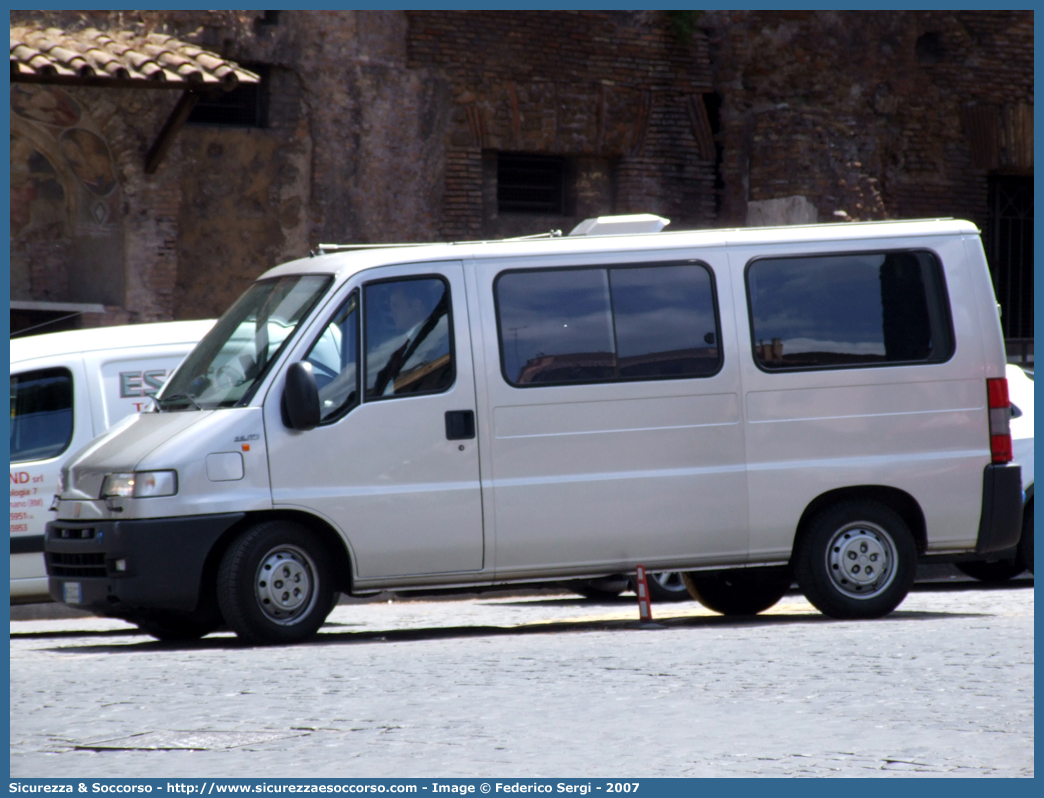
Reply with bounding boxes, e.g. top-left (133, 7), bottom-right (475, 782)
top-left (283, 362), bottom-right (320, 431)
